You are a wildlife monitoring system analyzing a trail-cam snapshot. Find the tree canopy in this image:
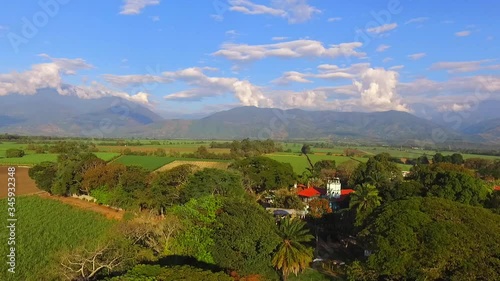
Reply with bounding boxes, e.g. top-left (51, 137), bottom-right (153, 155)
top-left (229, 156), bottom-right (296, 193)
top-left (358, 197), bottom-right (500, 280)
